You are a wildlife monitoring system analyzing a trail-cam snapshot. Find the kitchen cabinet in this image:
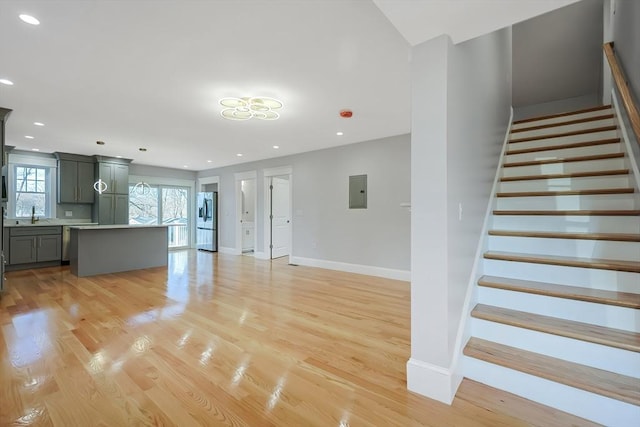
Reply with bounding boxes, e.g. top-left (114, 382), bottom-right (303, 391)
top-left (8, 226), bottom-right (62, 265)
top-left (95, 160), bottom-right (129, 195)
top-left (55, 153), bottom-right (95, 203)
top-left (93, 156), bottom-right (132, 225)
top-left (96, 194), bottom-right (129, 225)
